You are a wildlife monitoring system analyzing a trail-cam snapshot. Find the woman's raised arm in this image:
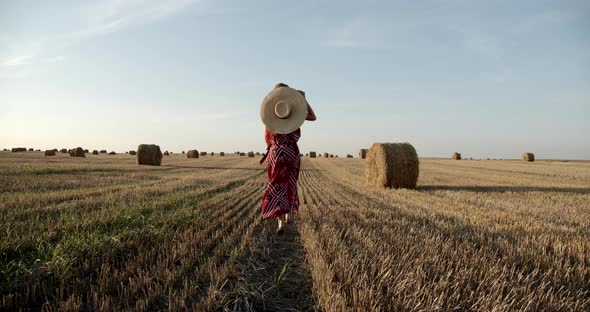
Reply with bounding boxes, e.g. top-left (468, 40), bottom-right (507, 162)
top-left (298, 90), bottom-right (317, 121)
